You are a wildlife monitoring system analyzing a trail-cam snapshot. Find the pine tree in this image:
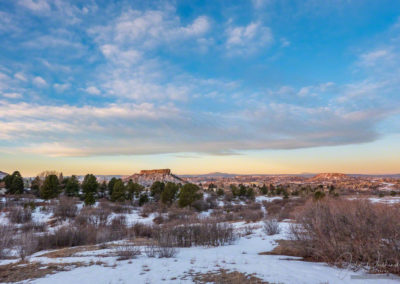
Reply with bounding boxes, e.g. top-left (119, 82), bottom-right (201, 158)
top-left (65, 175), bottom-right (80, 197)
top-left (161, 182), bottom-right (178, 205)
top-left (40, 174), bottom-right (60, 199)
top-left (30, 176), bottom-right (41, 196)
top-left (82, 174), bottom-right (99, 205)
top-left (107, 177), bottom-right (117, 197)
top-left (111, 179), bottom-right (126, 202)
top-left (4, 171), bottom-right (24, 194)
top-left (178, 183), bottom-right (202, 208)
top-left (150, 181), bottom-right (165, 201)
